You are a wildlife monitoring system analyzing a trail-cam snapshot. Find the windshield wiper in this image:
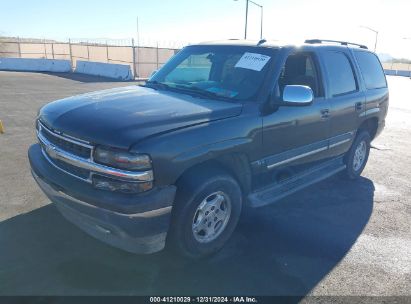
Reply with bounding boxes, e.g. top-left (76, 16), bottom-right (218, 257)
top-left (142, 81), bottom-right (232, 101)
top-left (141, 80), bottom-right (171, 90)
top-left (174, 85), bottom-right (232, 101)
